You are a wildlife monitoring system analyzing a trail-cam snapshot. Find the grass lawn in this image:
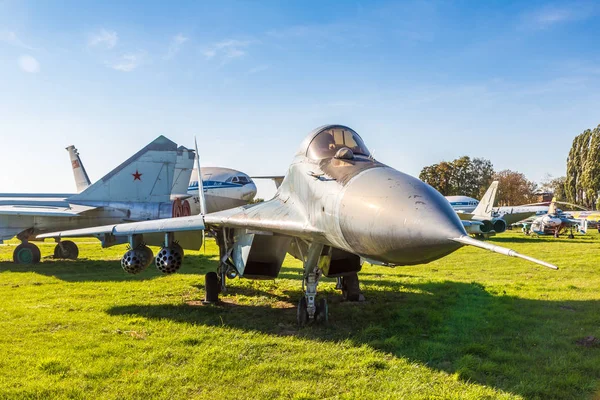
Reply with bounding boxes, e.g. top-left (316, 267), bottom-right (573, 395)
top-left (1, 231), bottom-right (599, 399)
